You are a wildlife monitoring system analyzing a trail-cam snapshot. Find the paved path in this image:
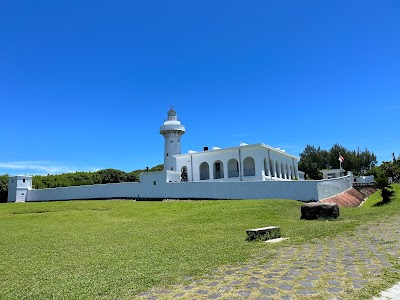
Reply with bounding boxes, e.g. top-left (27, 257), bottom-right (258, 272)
top-left (138, 217), bottom-right (400, 299)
